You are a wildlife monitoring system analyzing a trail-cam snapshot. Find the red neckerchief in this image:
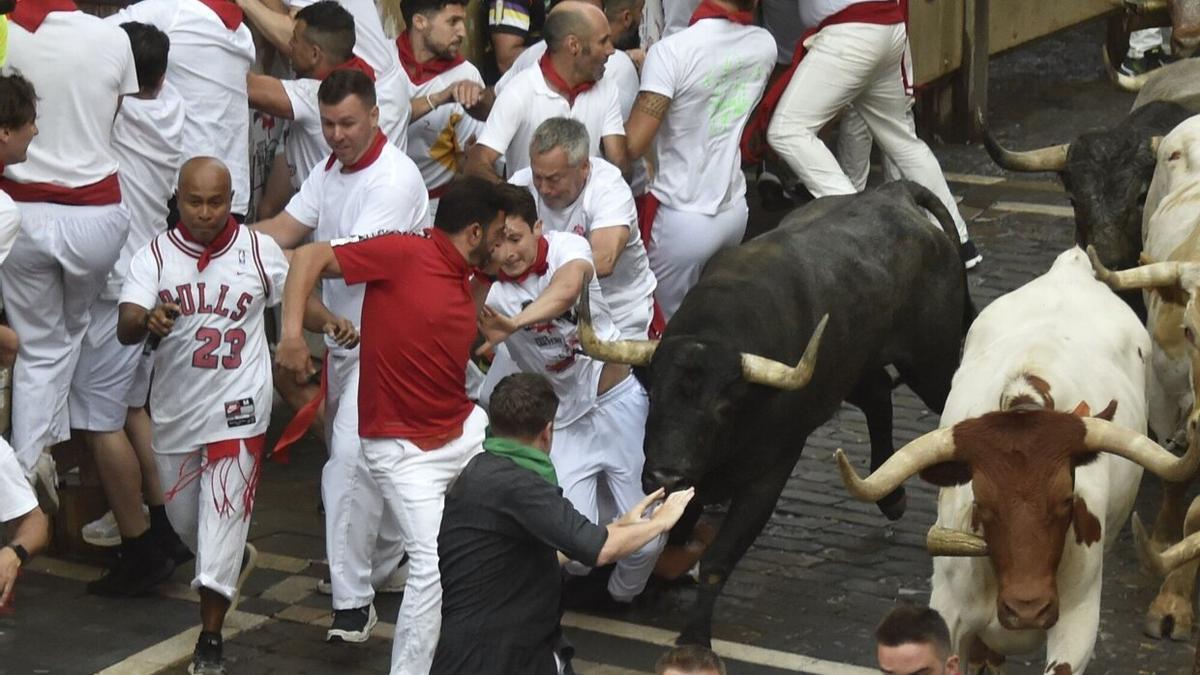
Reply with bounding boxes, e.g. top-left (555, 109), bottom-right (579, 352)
top-left (497, 236), bottom-right (550, 283)
top-left (538, 52), bottom-right (593, 107)
top-left (332, 55), bottom-right (377, 82)
top-left (396, 32), bottom-right (464, 86)
top-left (688, 0), bottom-right (753, 25)
top-left (10, 0), bottom-right (78, 32)
top-left (176, 215), bottom-right (238, 271)
top-left (427, 227), bottom-right (472, 293)
top-left (195, 0), bottom-right (243, 30)
top-left (324, 129), bottom-right (387, 173)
